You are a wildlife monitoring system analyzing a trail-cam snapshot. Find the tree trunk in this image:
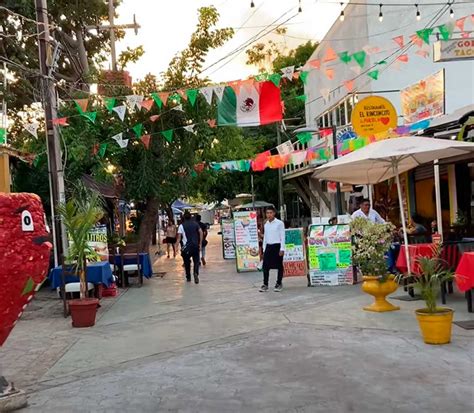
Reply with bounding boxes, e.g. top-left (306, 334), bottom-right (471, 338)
top-left (138, 198), bottom-right (159, 253)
